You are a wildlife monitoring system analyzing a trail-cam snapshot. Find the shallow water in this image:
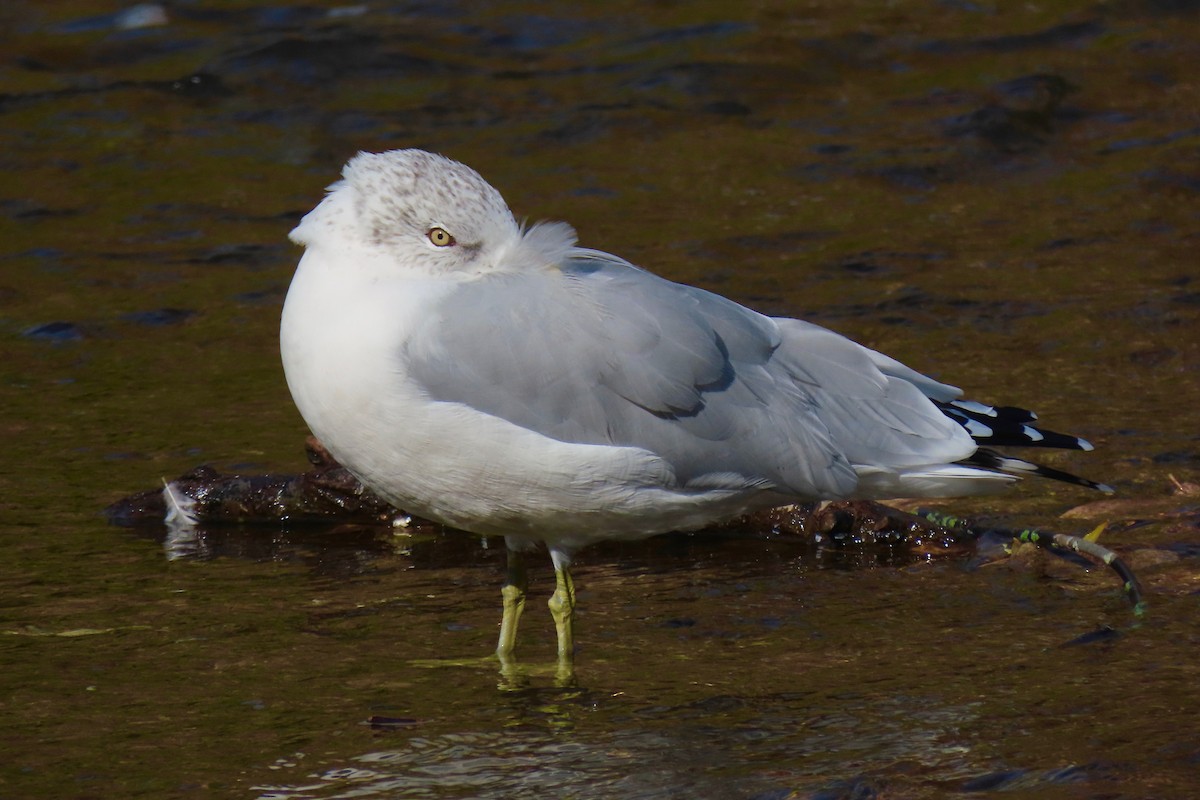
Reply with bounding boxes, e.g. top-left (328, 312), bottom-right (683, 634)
top-left (2, 2), bottom-right (1199, 798)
